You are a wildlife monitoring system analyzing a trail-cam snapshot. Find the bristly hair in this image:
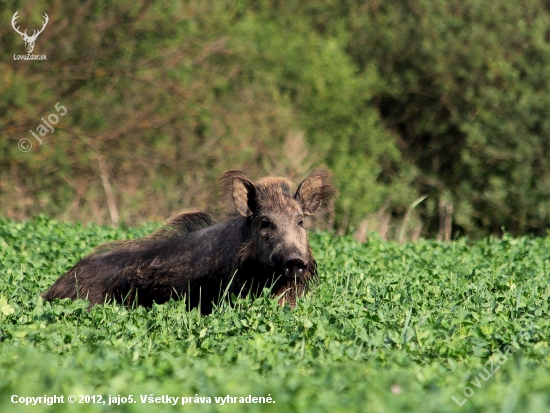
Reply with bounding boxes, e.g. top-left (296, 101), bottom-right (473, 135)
top-left (219, 167), bottom-right (338, 217)
top-left (92, 211), bottom-right (217, 254)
